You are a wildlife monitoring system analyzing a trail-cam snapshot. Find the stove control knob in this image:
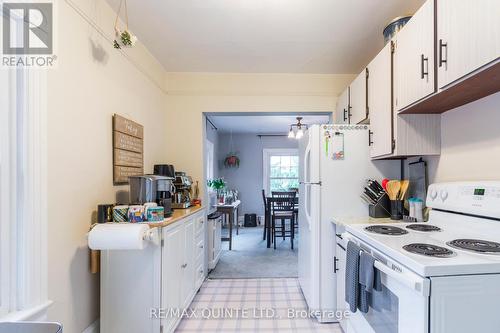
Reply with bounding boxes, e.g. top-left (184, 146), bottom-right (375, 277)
top-left (430, 189), bottom-right (438, 200)
top-left (440, 190), bottom-right (448, 201)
